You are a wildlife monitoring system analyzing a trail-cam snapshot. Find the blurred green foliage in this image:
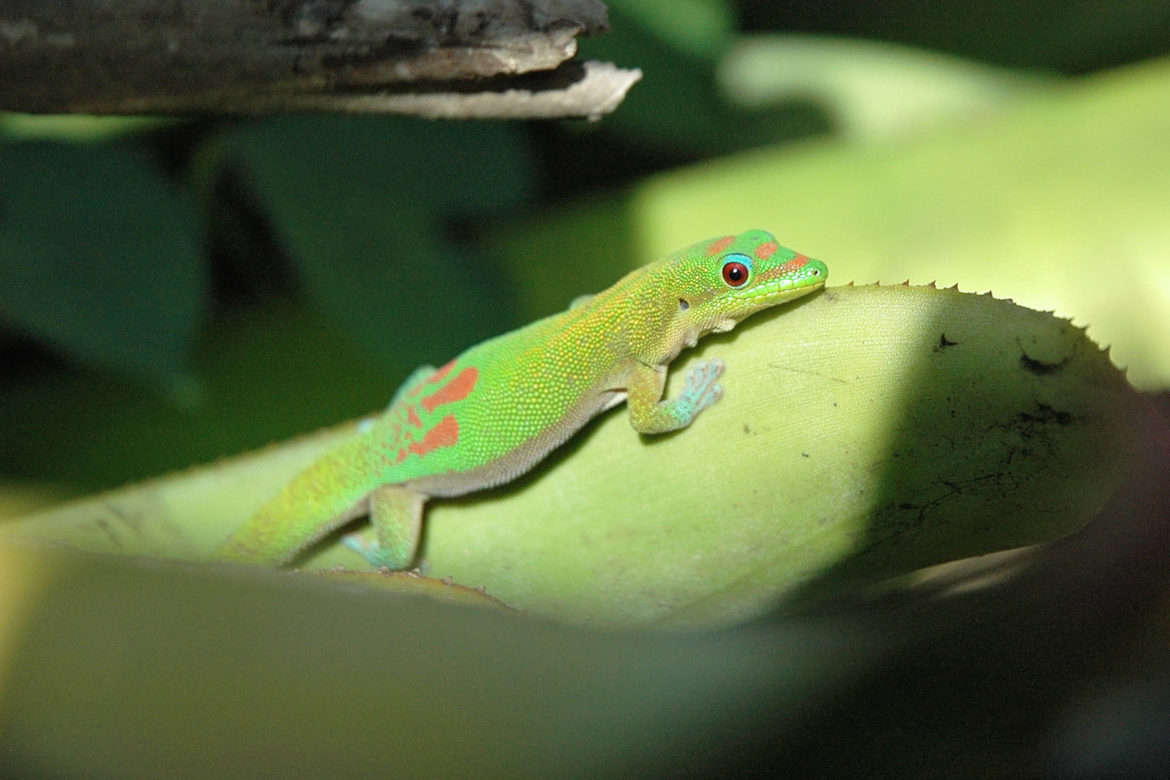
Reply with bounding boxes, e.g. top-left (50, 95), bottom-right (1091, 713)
top-left (0, 141), bottom-right (205, 386)
top-left (1, 1), bottom-right (1168, 495)
top-left (199, 117), bottom-right (530, 365)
